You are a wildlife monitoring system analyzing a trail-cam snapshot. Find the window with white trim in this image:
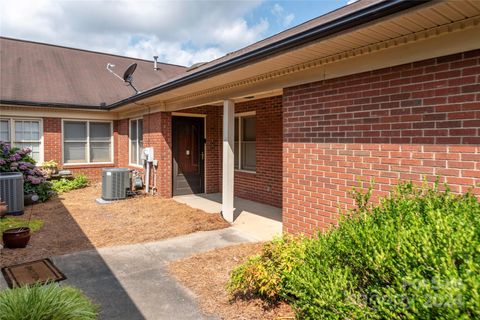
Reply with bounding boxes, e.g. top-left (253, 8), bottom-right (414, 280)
top-left (63, 120), bottom-right (112, 164)
top-left (129, 118), bottom-right (143, 166)
top-left (234, 114), bottom-right (256, 172)
top-left (0, 118), bottom-right (42, 163)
